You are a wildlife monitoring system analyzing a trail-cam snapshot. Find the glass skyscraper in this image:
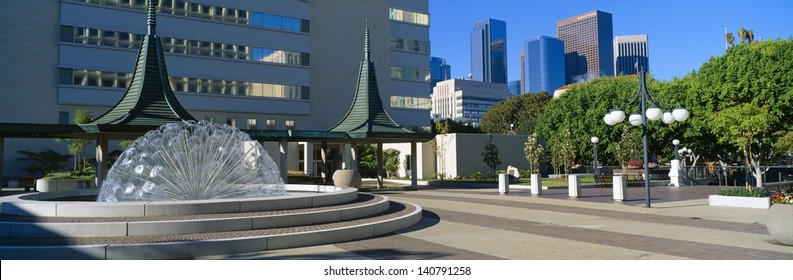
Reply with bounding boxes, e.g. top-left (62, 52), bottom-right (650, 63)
top-left (557, 10), bottom-right (614, 84)
top-left (524, 36), bottom-right (565, 94)
top-left (430, 56), bottom-right (451, 88)
top-left (471, 18), bottom-right (507, 84)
